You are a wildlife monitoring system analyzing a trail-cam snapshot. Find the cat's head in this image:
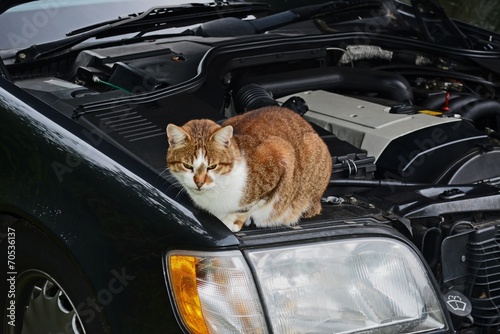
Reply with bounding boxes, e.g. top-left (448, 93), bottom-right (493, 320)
top-left (166, 119), bottom-right (235, 192)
